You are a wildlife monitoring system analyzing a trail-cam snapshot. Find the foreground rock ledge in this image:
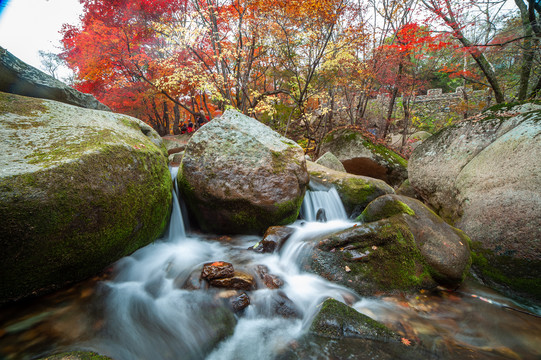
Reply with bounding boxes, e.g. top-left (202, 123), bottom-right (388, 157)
top-left (0, 92), bottom-right (172, 304)
top-left (178, 109), bottom-right (309, 234)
